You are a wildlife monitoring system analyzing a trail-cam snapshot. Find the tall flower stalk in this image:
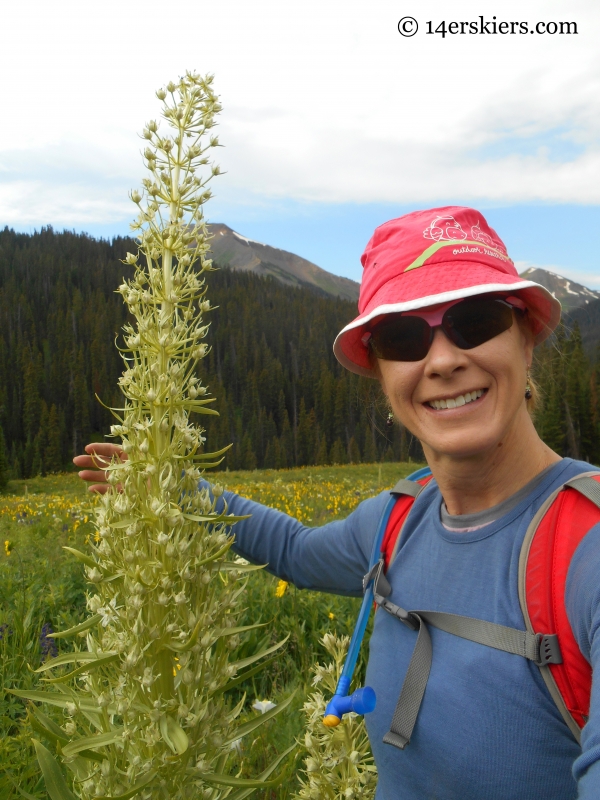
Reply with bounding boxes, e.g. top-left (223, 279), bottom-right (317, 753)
top-left (13, 72), bottom-right (292, 800)
top-left (295, 635), bottom-right (377, 800)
